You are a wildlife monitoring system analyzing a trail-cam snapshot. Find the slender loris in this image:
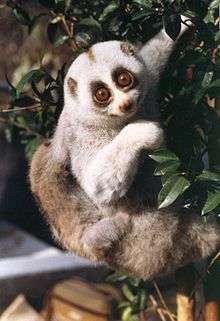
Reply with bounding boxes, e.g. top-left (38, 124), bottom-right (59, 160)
top-left (30, 17), bottom-right (220, 280)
